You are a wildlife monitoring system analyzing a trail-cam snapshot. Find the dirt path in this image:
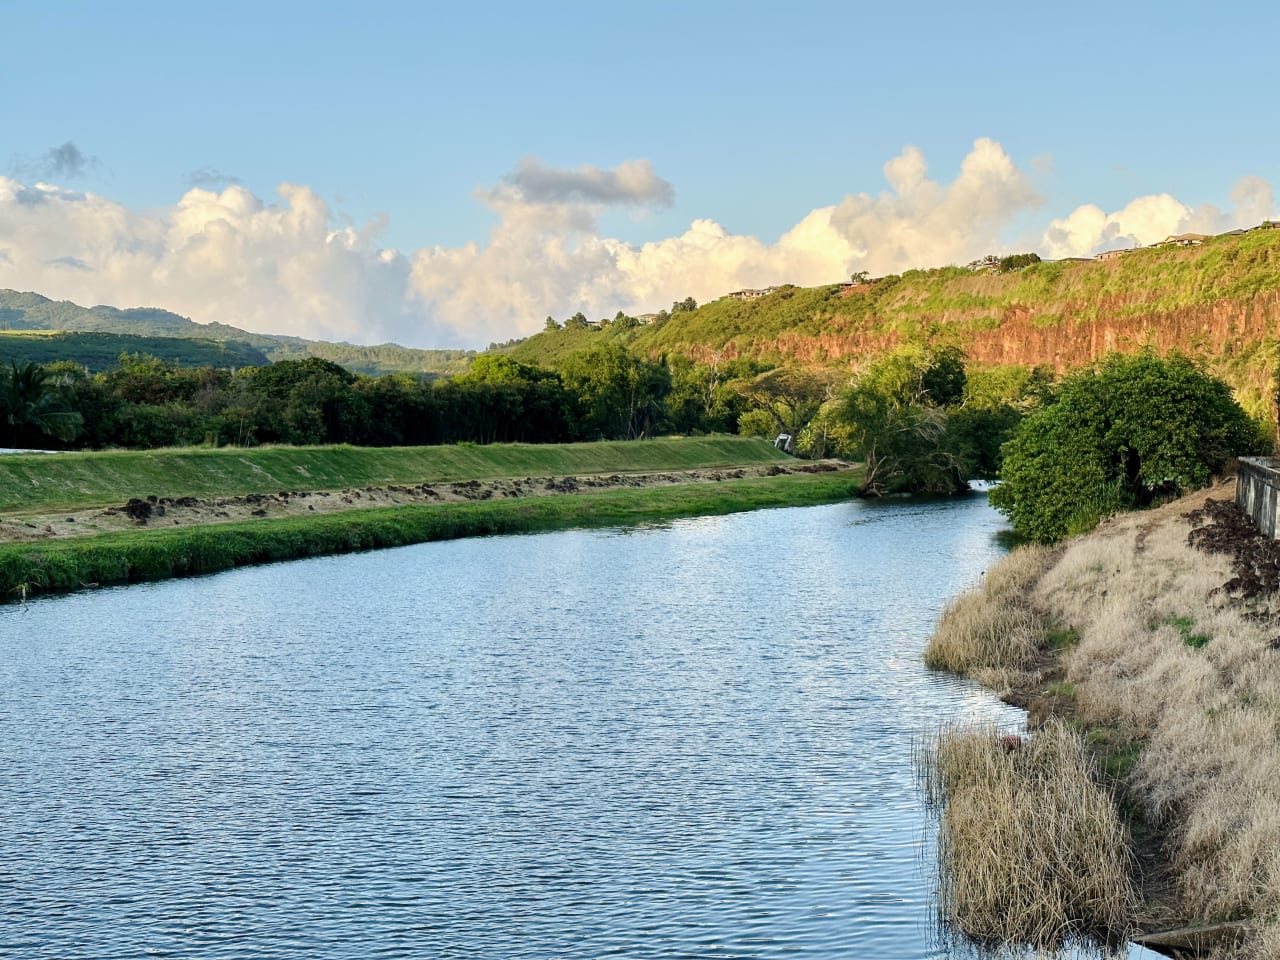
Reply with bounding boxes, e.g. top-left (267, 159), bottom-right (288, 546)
top-left (0, 461), bottom-right (850, 543)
